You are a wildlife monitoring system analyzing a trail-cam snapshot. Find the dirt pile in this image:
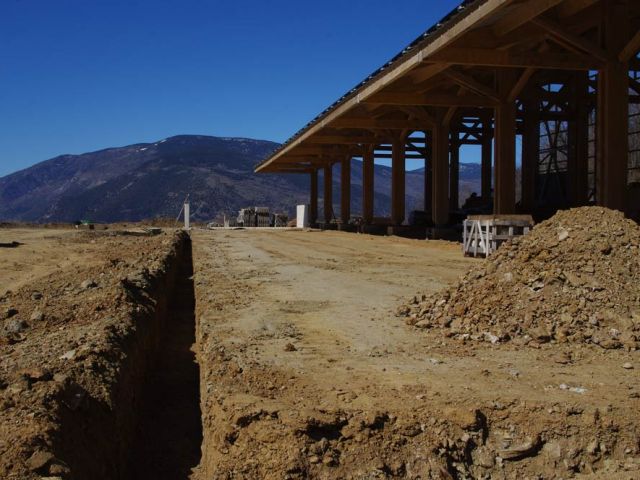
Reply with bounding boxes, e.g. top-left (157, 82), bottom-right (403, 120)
top-left (399, 207), bottom-right (640, 349)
